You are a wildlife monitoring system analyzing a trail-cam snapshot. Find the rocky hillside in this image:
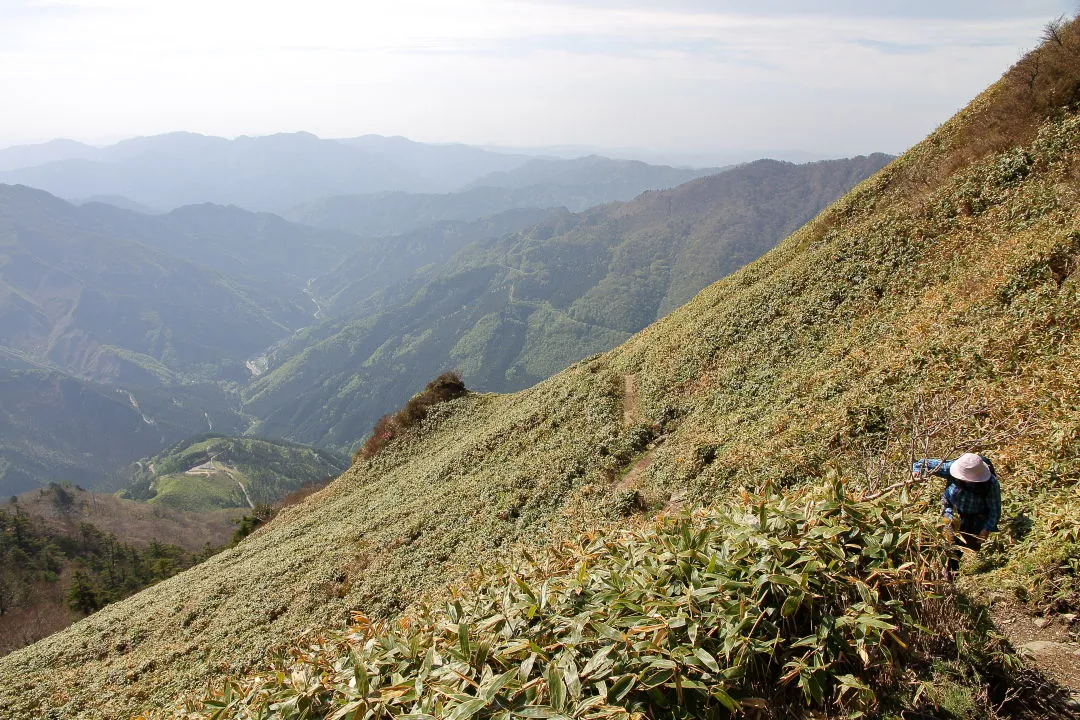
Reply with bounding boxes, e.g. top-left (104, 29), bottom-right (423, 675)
top-left (3, 18), bottom-right (1080, 720)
